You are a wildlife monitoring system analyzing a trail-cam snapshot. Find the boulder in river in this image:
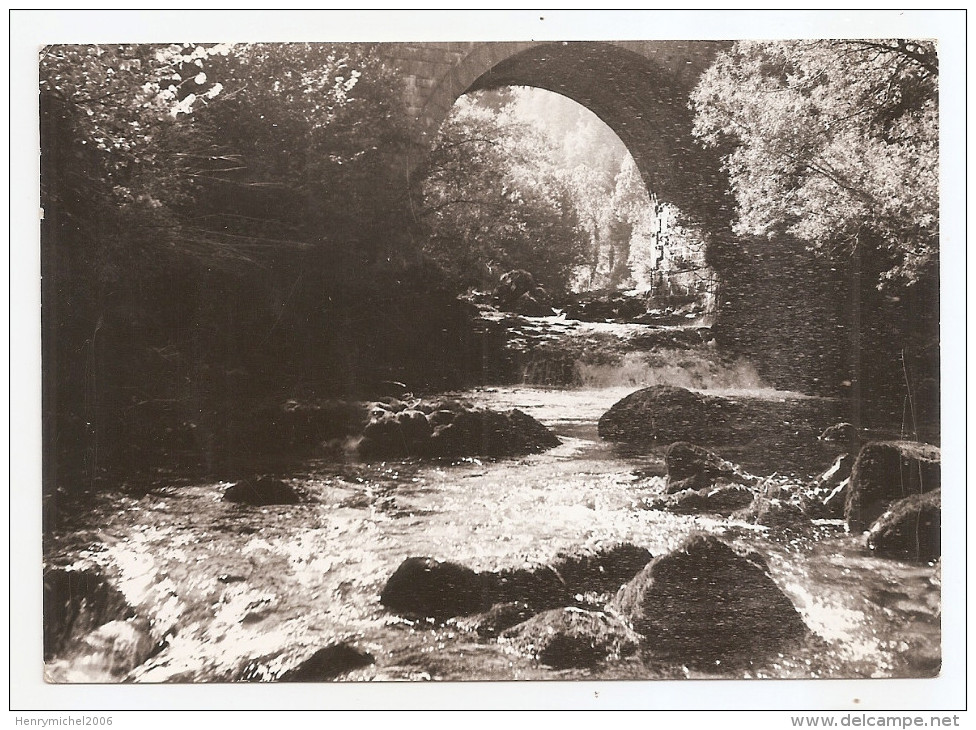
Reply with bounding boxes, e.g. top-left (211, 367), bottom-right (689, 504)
top-left (597, 385), bottom-right (734, 444)
top-left (845, 441), bottom-right (941, 533)
top-left (44, 566), bottom-right (136, 661)
top-left (380, 557), bottom-right (490, 620)
top-left (428, 407), bottom-right (560, 459)
top-left (223, 477), bottom-right (302, 506)
top-left (358, 406), bottom-right (435, 458)
top-left (493, 270), bottom-right (553, 315)
top-left (501, 607), bottom-right (641, 669)
top-left (661, 484), bottom-right (756, 516)
top-left (550, 543), bottom-right (654, 596)
top-left (382, 543), bottom-right (656, 625)
top-left (816, 453), bottom-right (855, 488)
top-left (278, 643), bottom-right (375, 682)
top-left (805, 453), bottom-right (854, 519)
top-left (612, 534), bottom-right (809, 662)
top-left (359, 399), bottom-right (559, 460)
top-left (819, 479), bottom-right (850, 520)
top-left (427, 409), bottom-right (456, 429)
top-left (513, 290), bottom-right (554, 317)
top-left (396, 409), bottom-right (433, 445)
top-left (867, 489), bottom-right (941, 562)
top-left (360, 408), bottom-right (401, 448)
top-left (454, 601), bottom-right (537, 639)
top-left (62, 618), bottom-right (155, 679)
top-left (494, 269), bottom-right (536, 308)
top-left (818, 422), bottom-right (860, 445)
top-left (491, 543), bottom-right (654, 612)
top-left (665, 442), bottom-right (757, 493)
